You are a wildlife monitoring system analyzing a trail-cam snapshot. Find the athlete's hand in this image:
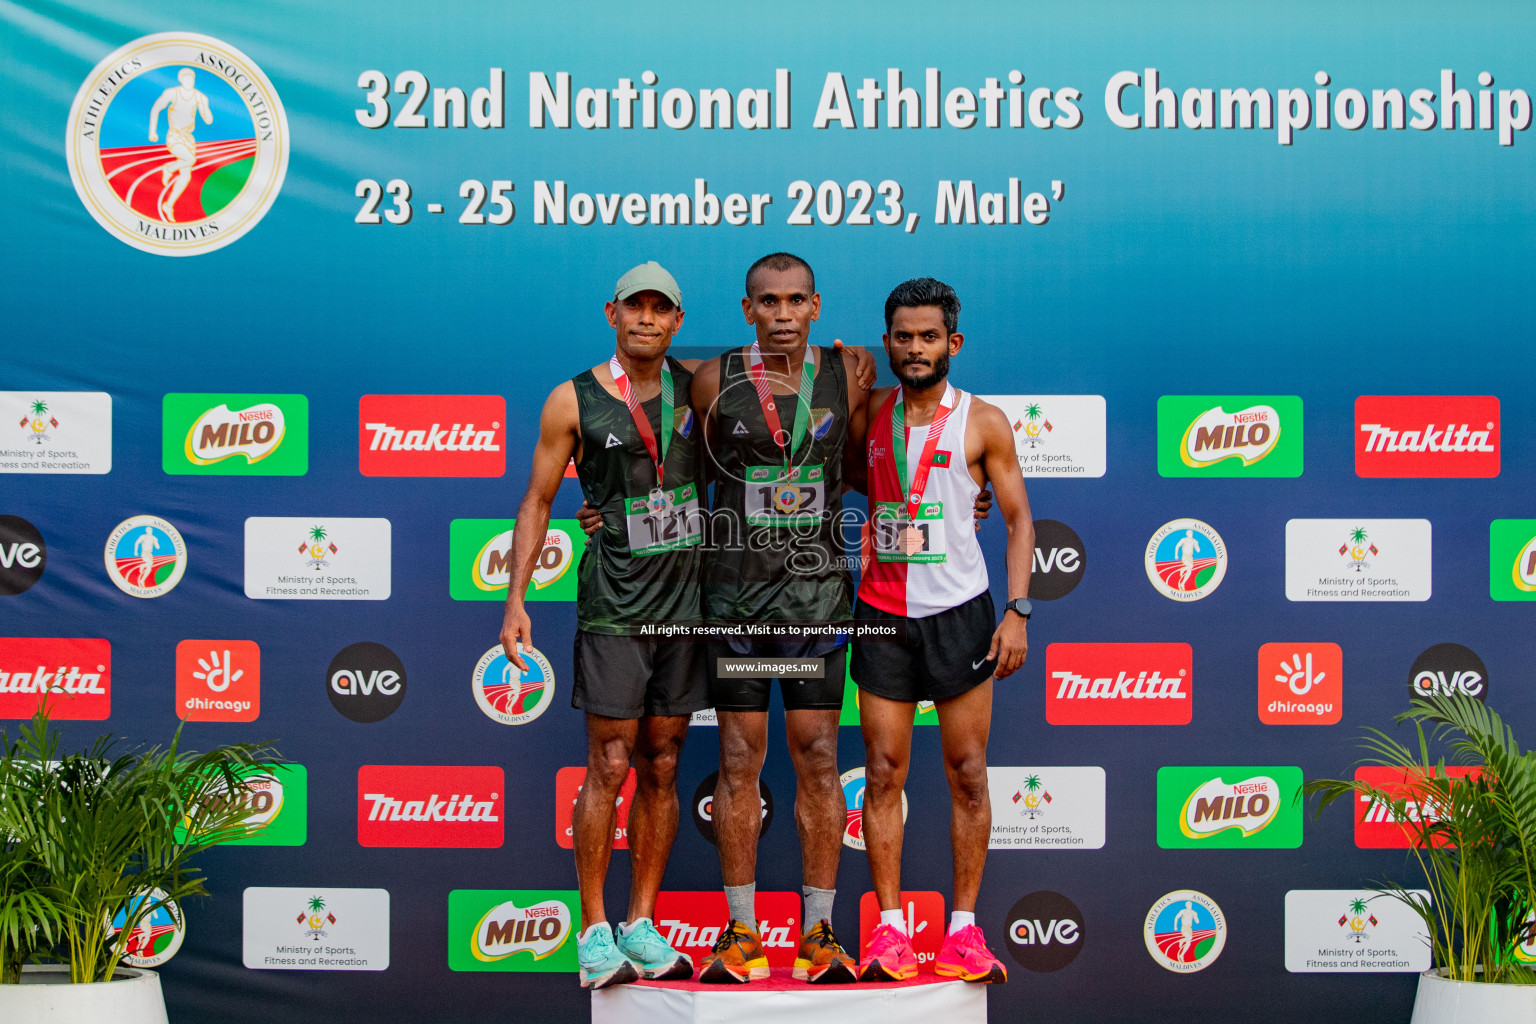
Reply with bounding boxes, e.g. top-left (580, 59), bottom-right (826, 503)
top-left (575, 501), bottom-right (604, 537)
top-left (986, 614), bottom-right (1028, 679)
top-left (148, 129), bottom-right (158, 142)
top-left (972, 486), bottom-right (992, 527)
top-left (499, 605), bottom-right (533, 672)
top-left (833, 339), bottom-right (878, 391)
